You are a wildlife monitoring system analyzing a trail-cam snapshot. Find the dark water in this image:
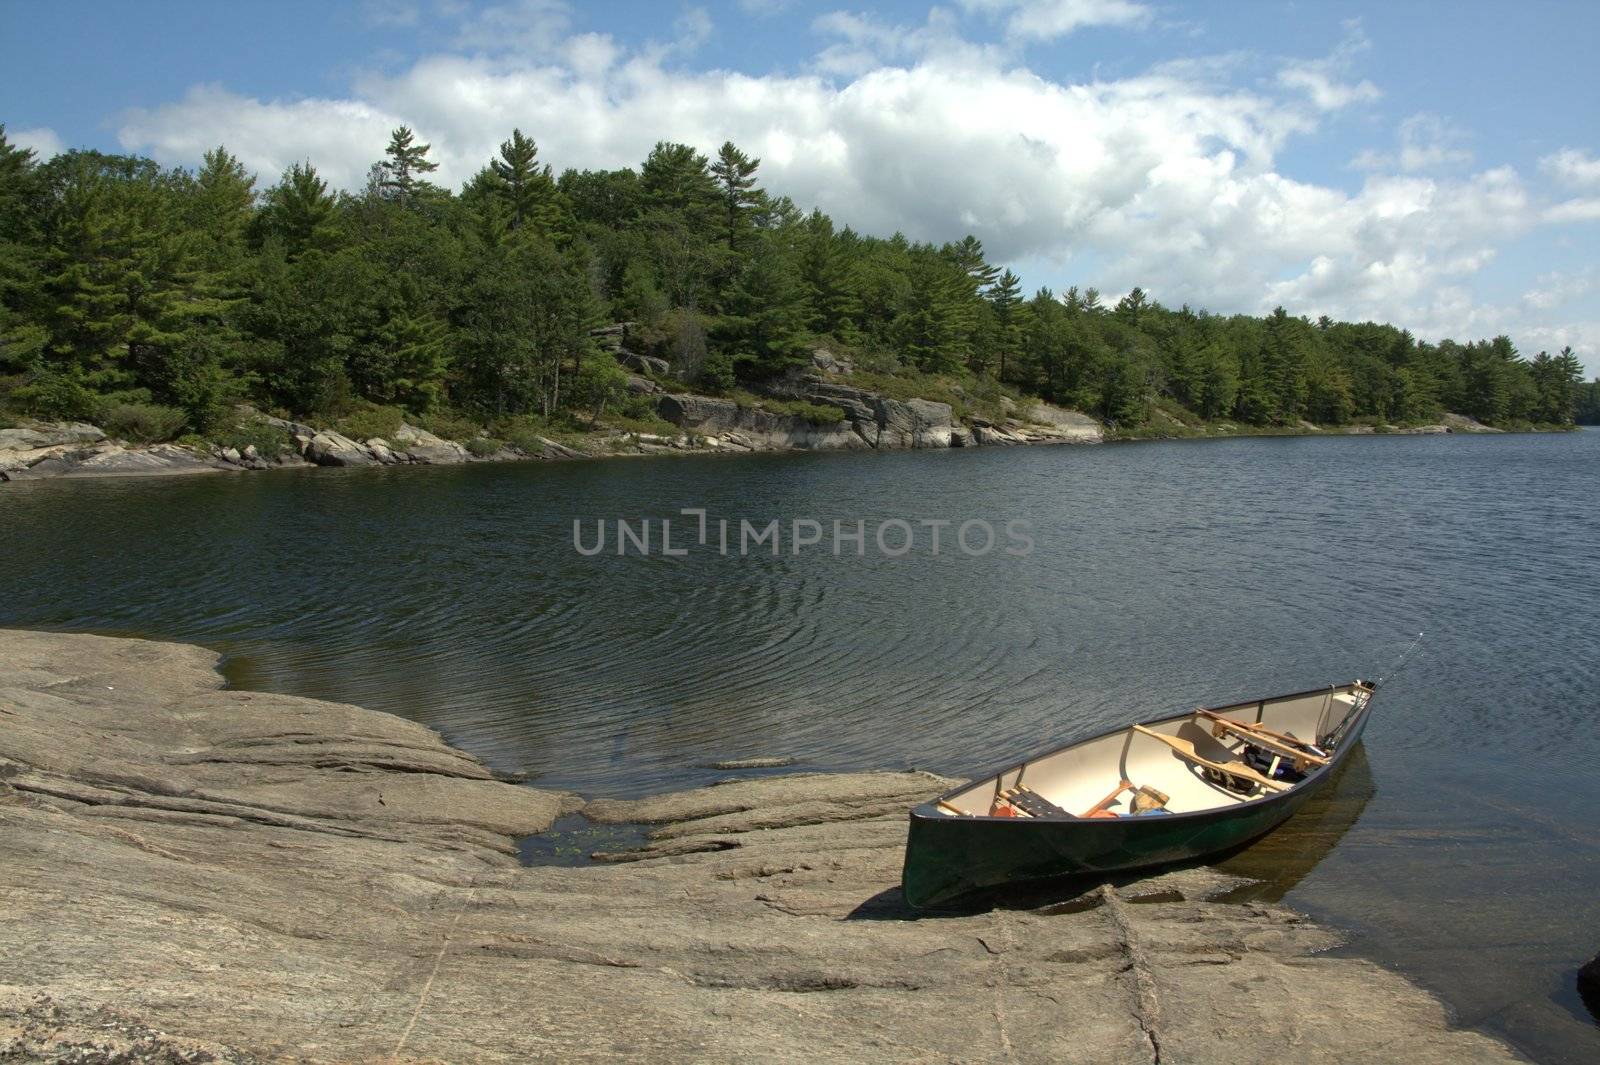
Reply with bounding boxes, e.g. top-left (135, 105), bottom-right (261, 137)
top-left (3, 431), bottom-right (1598, 1061)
